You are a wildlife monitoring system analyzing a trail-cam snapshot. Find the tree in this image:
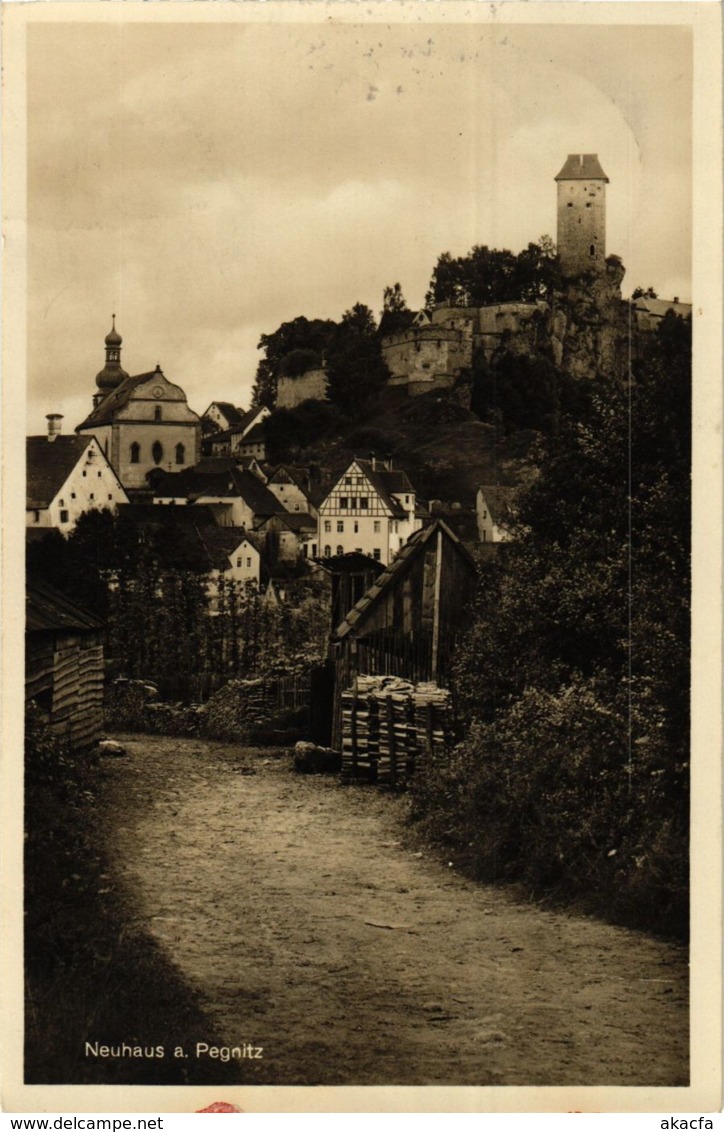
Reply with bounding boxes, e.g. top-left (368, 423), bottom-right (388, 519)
top-left (425, 238), bottom-right (559, 310)
top-left (631, 286), bottom-right (659, 300)
top-left (252, 316), bottom-right (336, 409)
top-left (324, 304), bottom-right (389, 413)
top-left (433, 313), bottom-right (692, 932)
top-left (383, 282), bottom-right (408, 313)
